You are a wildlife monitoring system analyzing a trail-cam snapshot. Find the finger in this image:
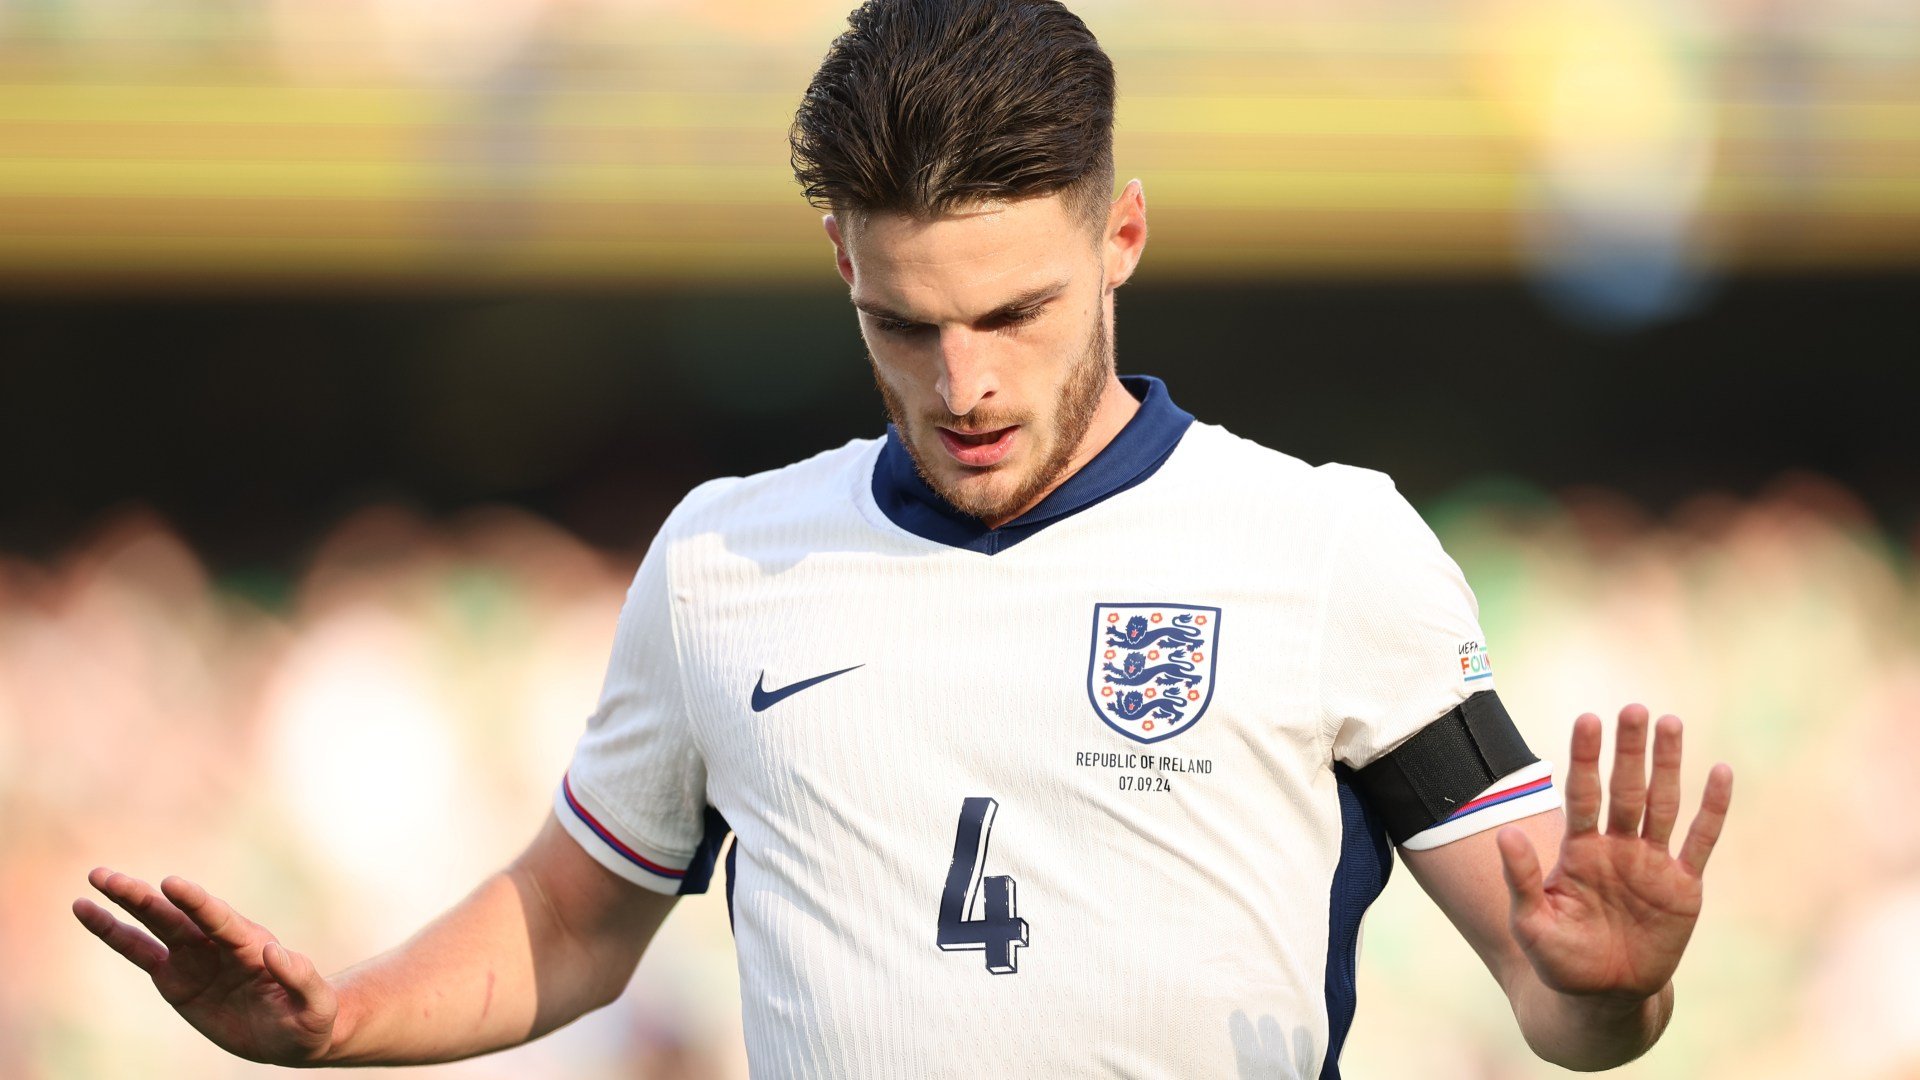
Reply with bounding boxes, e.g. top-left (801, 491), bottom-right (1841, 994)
top-left (73, 897), bottom-right (169, 972)
top-left (1606, 703), bottom-right (1651, 835)
top-left (1677, 763), bottom-right (1734, 877)
top-left (1562, 713), bottom-right (1604, 834)
top-left (261, 942), bottom-right (328, 1012)
top-left (1496, 826), bottom-right (1547, 923)
top-left (89, 867), bottom-right (209, 950)
top-left (160, 876), bottom-right (256, 950)
top-left (1642, 715), bottom-right (1685, 848)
